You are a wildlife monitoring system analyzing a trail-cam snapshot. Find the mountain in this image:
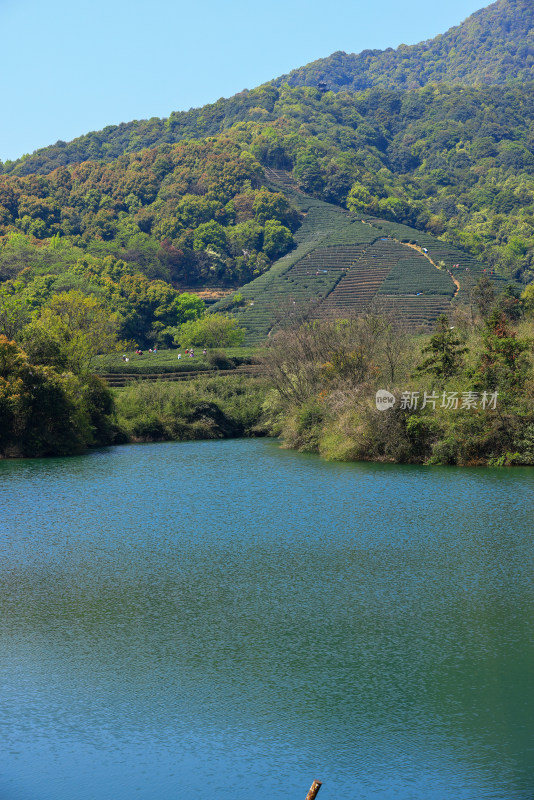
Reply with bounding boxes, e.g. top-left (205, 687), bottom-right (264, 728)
top-left (2, 0), bottom-right (533, 179)
top-left (0, 129), bottom-right (513, 346)
top-left (275, 0), bottom-right (534, 92)
top-left (0, 0), bottom-right (531, 347)
top-left (2, 81), bottom-right (532, 281)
